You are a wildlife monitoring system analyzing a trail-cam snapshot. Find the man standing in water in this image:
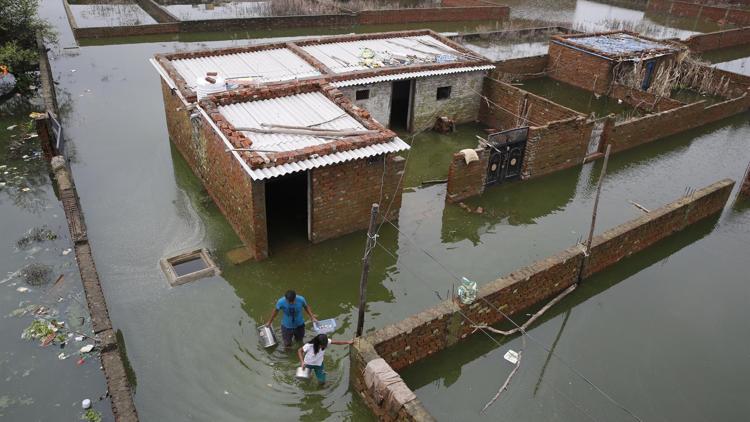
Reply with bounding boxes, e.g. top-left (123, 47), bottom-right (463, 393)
top-left (266, 290), bottom-right (317, 347)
